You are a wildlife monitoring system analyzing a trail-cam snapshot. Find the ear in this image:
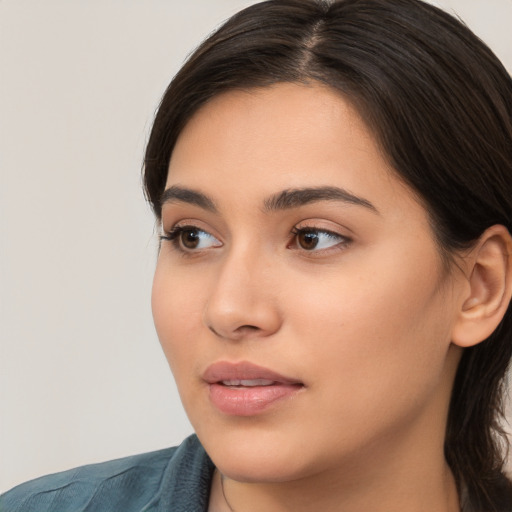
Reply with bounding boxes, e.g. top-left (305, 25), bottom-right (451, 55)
top-left (451, 225), bottom-right (512, 348)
